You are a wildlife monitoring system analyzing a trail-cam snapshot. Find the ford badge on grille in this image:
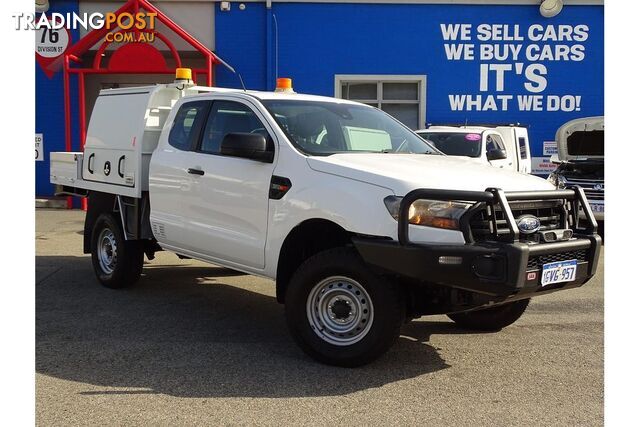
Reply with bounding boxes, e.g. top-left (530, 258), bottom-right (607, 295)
top-left (516, 215), bottom-right (541, 234)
